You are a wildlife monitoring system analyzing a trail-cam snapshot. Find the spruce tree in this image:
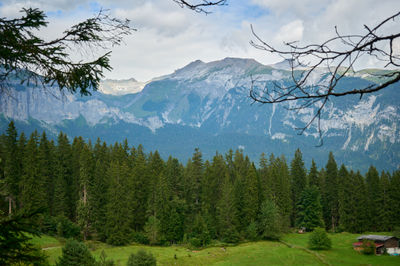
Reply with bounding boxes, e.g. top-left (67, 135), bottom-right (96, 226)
top-left (365, 166), bottom-right (381, 231)
top-left (308, 160), bottom-right (320, 189)
top-left (217, 173), bottom-right (239, 243)
top-left (389, 170), bottom-right (400, 229)
top-left (105, 161), bottom-right (132, 246)
top-left (3, 122), bottom-right (20, 214)
top-left (324, 152), bottom-right (338, 231)
top-left (290, 149), bottom-right (307, 226)
top-left (77, 144), bottom-right (94, 240)
top-left (296, 185), bottom-right (324, 231)
top-left (379, 171), bottom-right (391, 231)
top-left (20, 131), bottom-right (46, 213)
